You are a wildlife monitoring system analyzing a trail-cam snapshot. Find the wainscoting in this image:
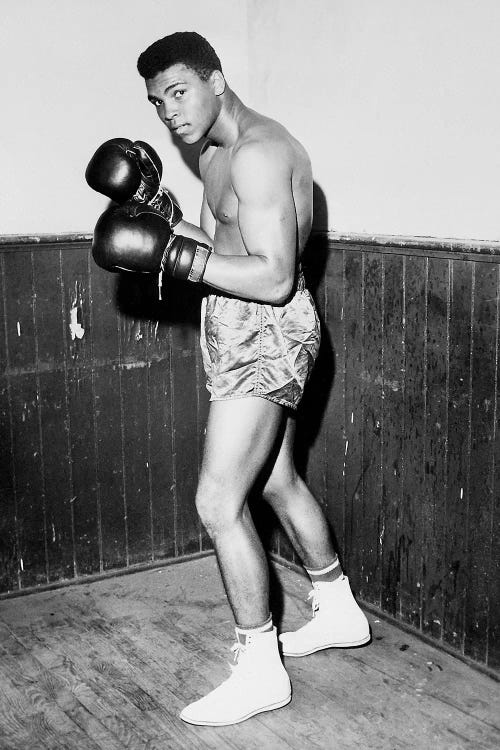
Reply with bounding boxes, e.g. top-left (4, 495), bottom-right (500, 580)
top-left (1, 231), bottom-right (499, 677)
